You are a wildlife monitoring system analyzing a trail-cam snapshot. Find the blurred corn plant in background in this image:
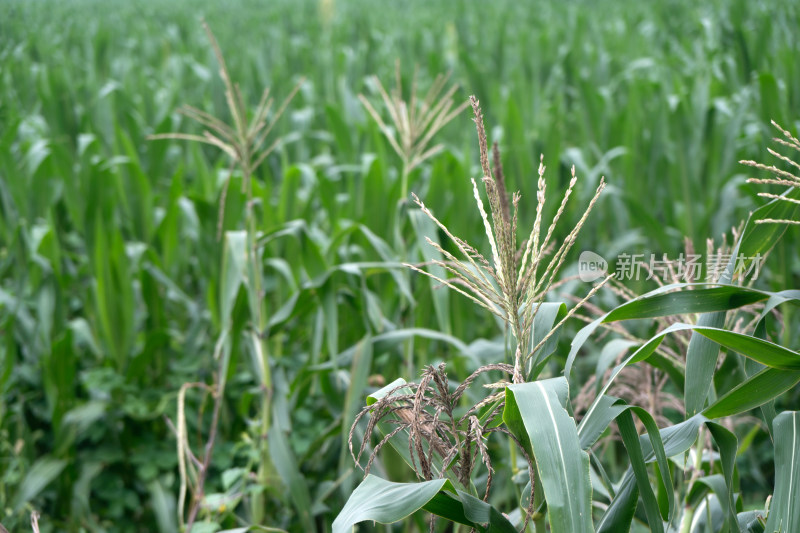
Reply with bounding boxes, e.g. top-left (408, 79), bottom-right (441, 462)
top-left (146, 21), bottom-right (477, 533)
top-left (148, 22), bottom-right (306, 530)
top-left (359, 62), bottom-right (468, 201)
top-left (356, 62), bottom-right (469, 380)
